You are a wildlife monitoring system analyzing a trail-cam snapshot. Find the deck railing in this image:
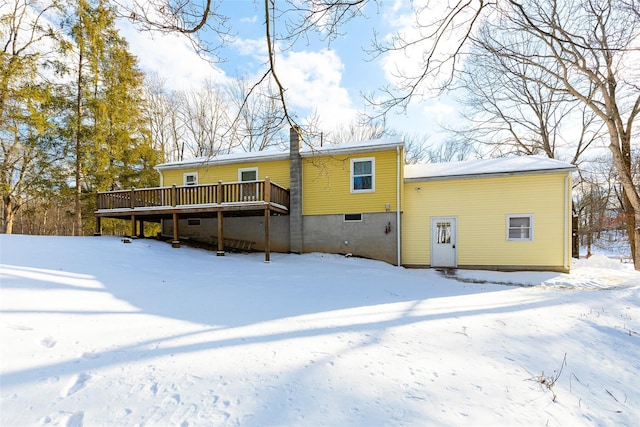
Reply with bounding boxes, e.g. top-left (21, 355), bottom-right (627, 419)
top-left (96, 179), bottom-right (290, 211)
